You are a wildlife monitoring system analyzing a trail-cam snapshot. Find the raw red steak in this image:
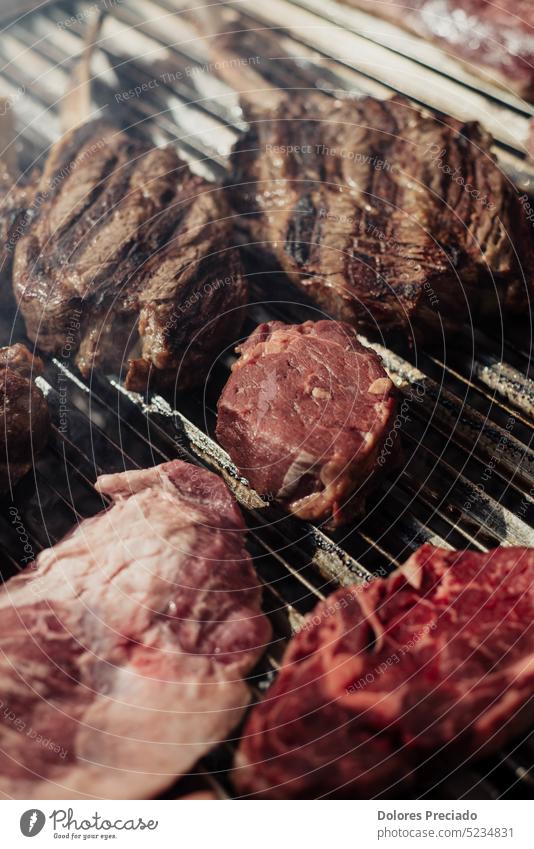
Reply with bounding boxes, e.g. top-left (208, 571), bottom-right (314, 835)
top-left (234, 544), bottom-right (534, 798)
top-left (216, 320), bottom-right (399, 528)
top-left (0, 460), bottom-right (271, 799)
